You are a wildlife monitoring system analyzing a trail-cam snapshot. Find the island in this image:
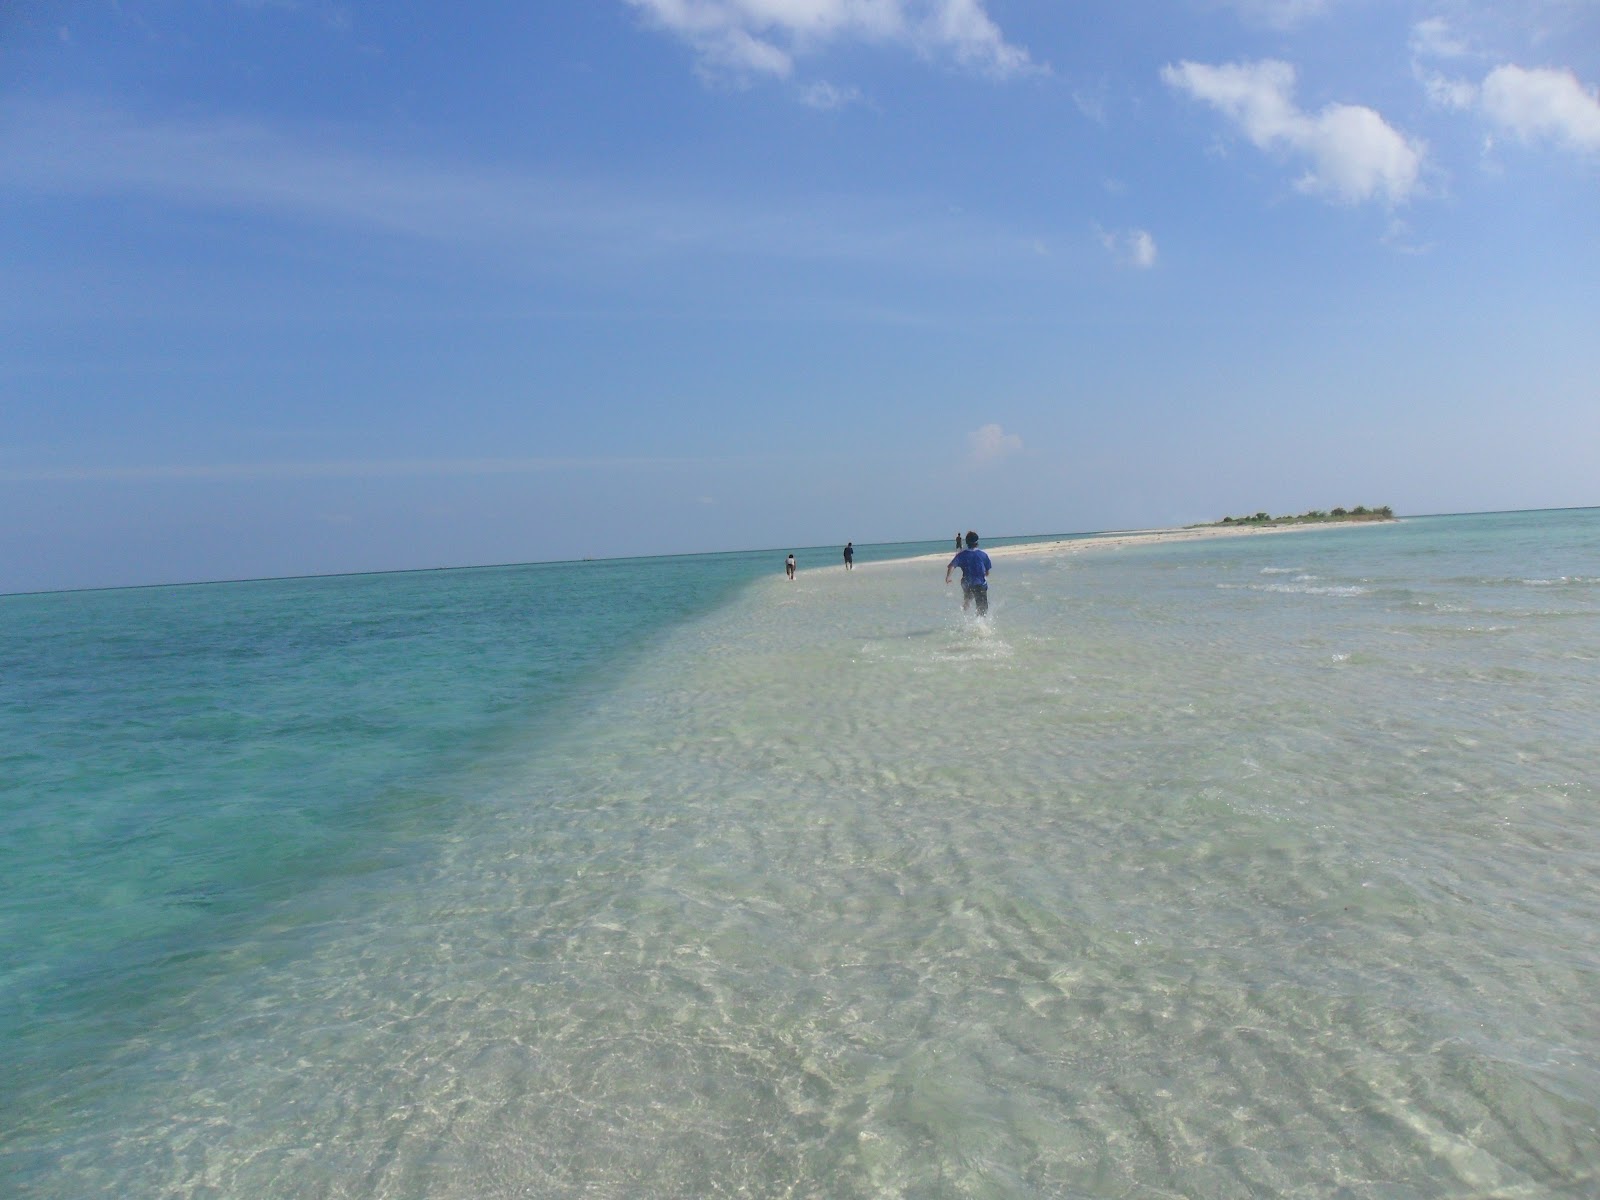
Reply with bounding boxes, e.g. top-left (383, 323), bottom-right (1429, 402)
top-left (1203, 505), bottom-right (1395, 527)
